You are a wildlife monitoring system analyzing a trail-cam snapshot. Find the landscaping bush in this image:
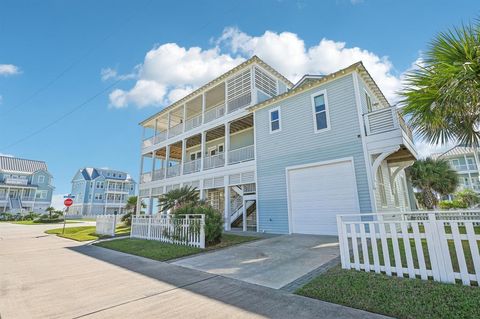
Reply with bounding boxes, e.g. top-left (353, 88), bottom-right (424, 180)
top-left (35, 213), bottom-right (64, 223)
top-left (0, 212), bottom-right (13, 221)
top-left (23, 212), bottom-right (40, 221)
top-left (439, 199), bottom-right (468, 210)
top-left (121, 212), bottom-right (132, 226)
top-left (173, 203), bottom-right (223, 246)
